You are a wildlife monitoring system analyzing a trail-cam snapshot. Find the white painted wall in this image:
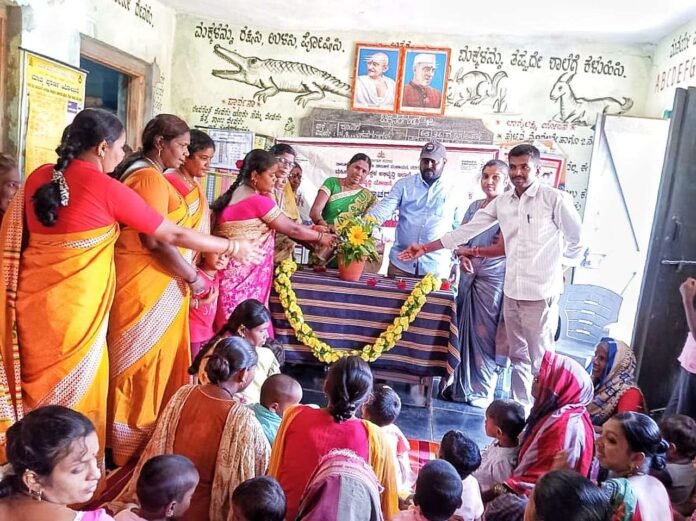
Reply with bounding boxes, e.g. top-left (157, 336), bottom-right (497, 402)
top-left (644, 17), bottom-right (696, 117)
top-left (169, 14), bottom-right (654, 214)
